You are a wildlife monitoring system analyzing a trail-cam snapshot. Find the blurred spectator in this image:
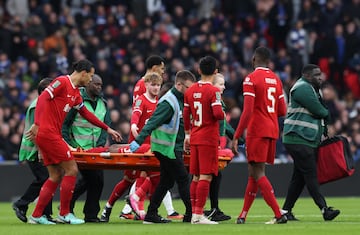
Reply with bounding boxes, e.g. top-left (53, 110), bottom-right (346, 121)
top-left (6, 0), bottom-right (29, 24)
top-left (1, 0), bottom-right (360, 163)
top-left (268, 0), bottom-right (293, 51)
top-left (286, 20), bottom-right (308, 78)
